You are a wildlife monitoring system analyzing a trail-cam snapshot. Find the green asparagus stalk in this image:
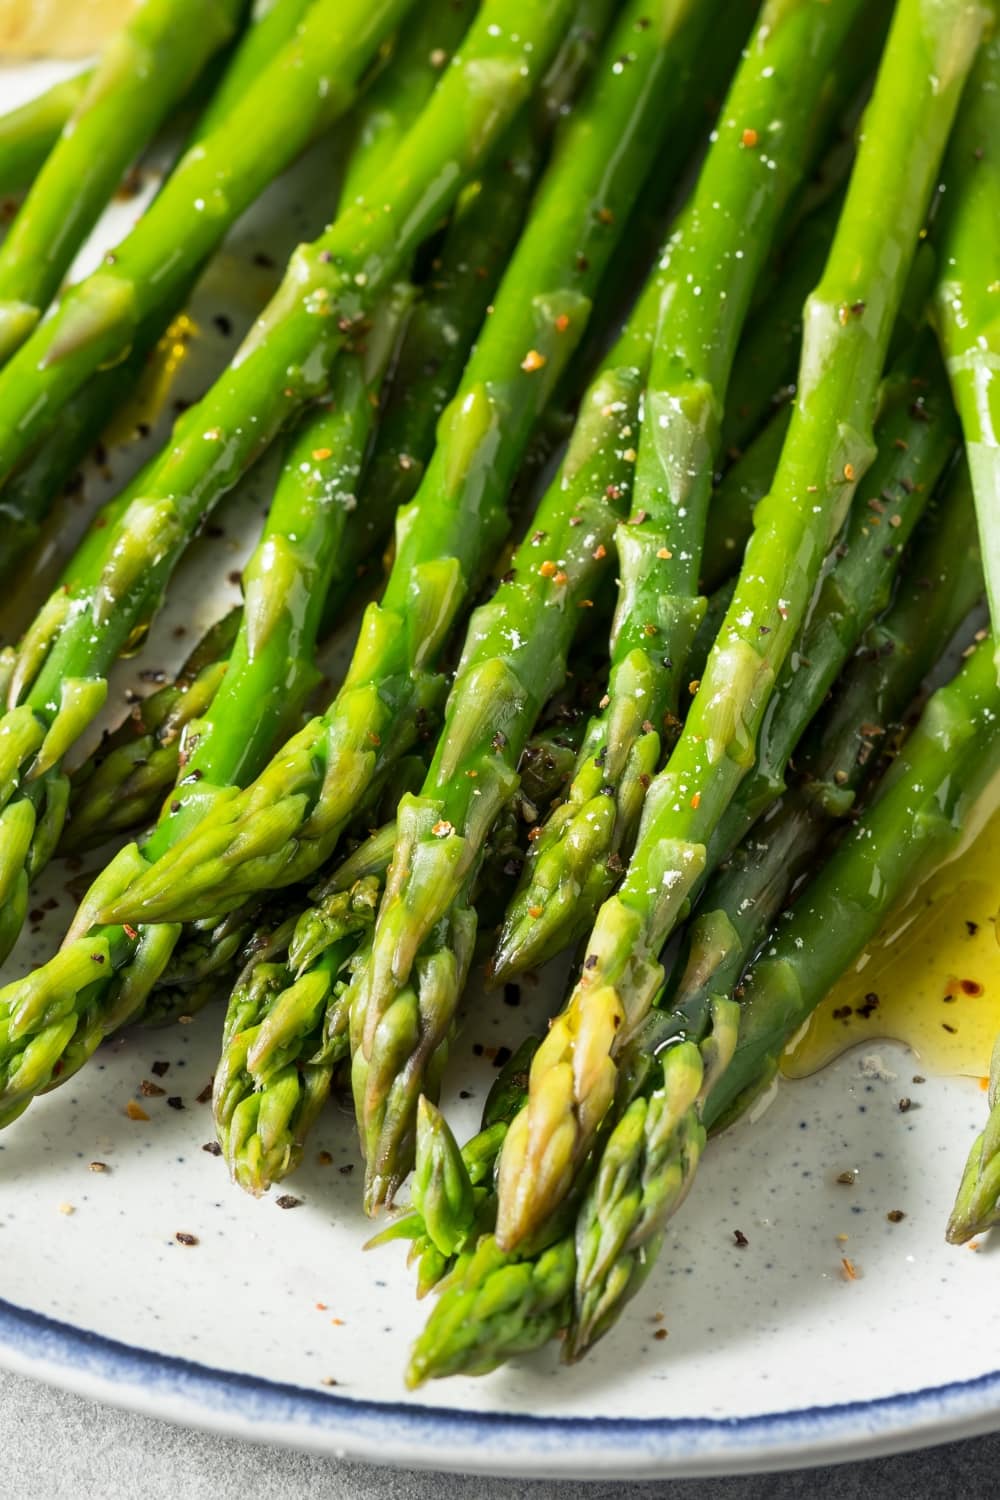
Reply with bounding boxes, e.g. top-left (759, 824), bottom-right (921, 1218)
top-left (948, 1037), bottom-right (1000, 1242)
top-left (63, 0), bottom-right (607, 853)
top-left (408, 629), bottom-right (1000, 1381)
top-left (0, 297), bottom-right (409, 1126)
top-left (493, 0), bottom-right (987, 1253)
top-left (701, 406), bottom-right (791, 593)
top-left (0, 0), bottom-right (246, 366)
top-left (367, 1038), bottom-right (539, 1297)
top-left (212, 708), bottom-right (577, 1194)
top-left (704, 633), bottom-right (1000, 1130)
top-left (564, 467), bottom-right (986, 1358)
top-left (0, 0), bottom-right (582, 957)
top-left (0, 69), bottom-right (91, 199)
top-left (347, 353), bottom-right (641, 1210)
top-left (63, 609), bottom-right (243, 851)
top-left (703, 331), bottom-right (959, 862)
top-left (62, 0), bottom-right (492, 852)
top-left (492, 0), bottom-right (869, 986)
top-left (0, 0), bottom-right (322, 587)
top-left (663, 461), bottom-right (984, 1039)
top-left (933, 30), bottom-right (1000, 662)
top-left (214, 876), bottom-right (383, 1193)
top-left (0, 0), bottom-right (414, 485)
top-left (103, 0), bottom-right (728, 933)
